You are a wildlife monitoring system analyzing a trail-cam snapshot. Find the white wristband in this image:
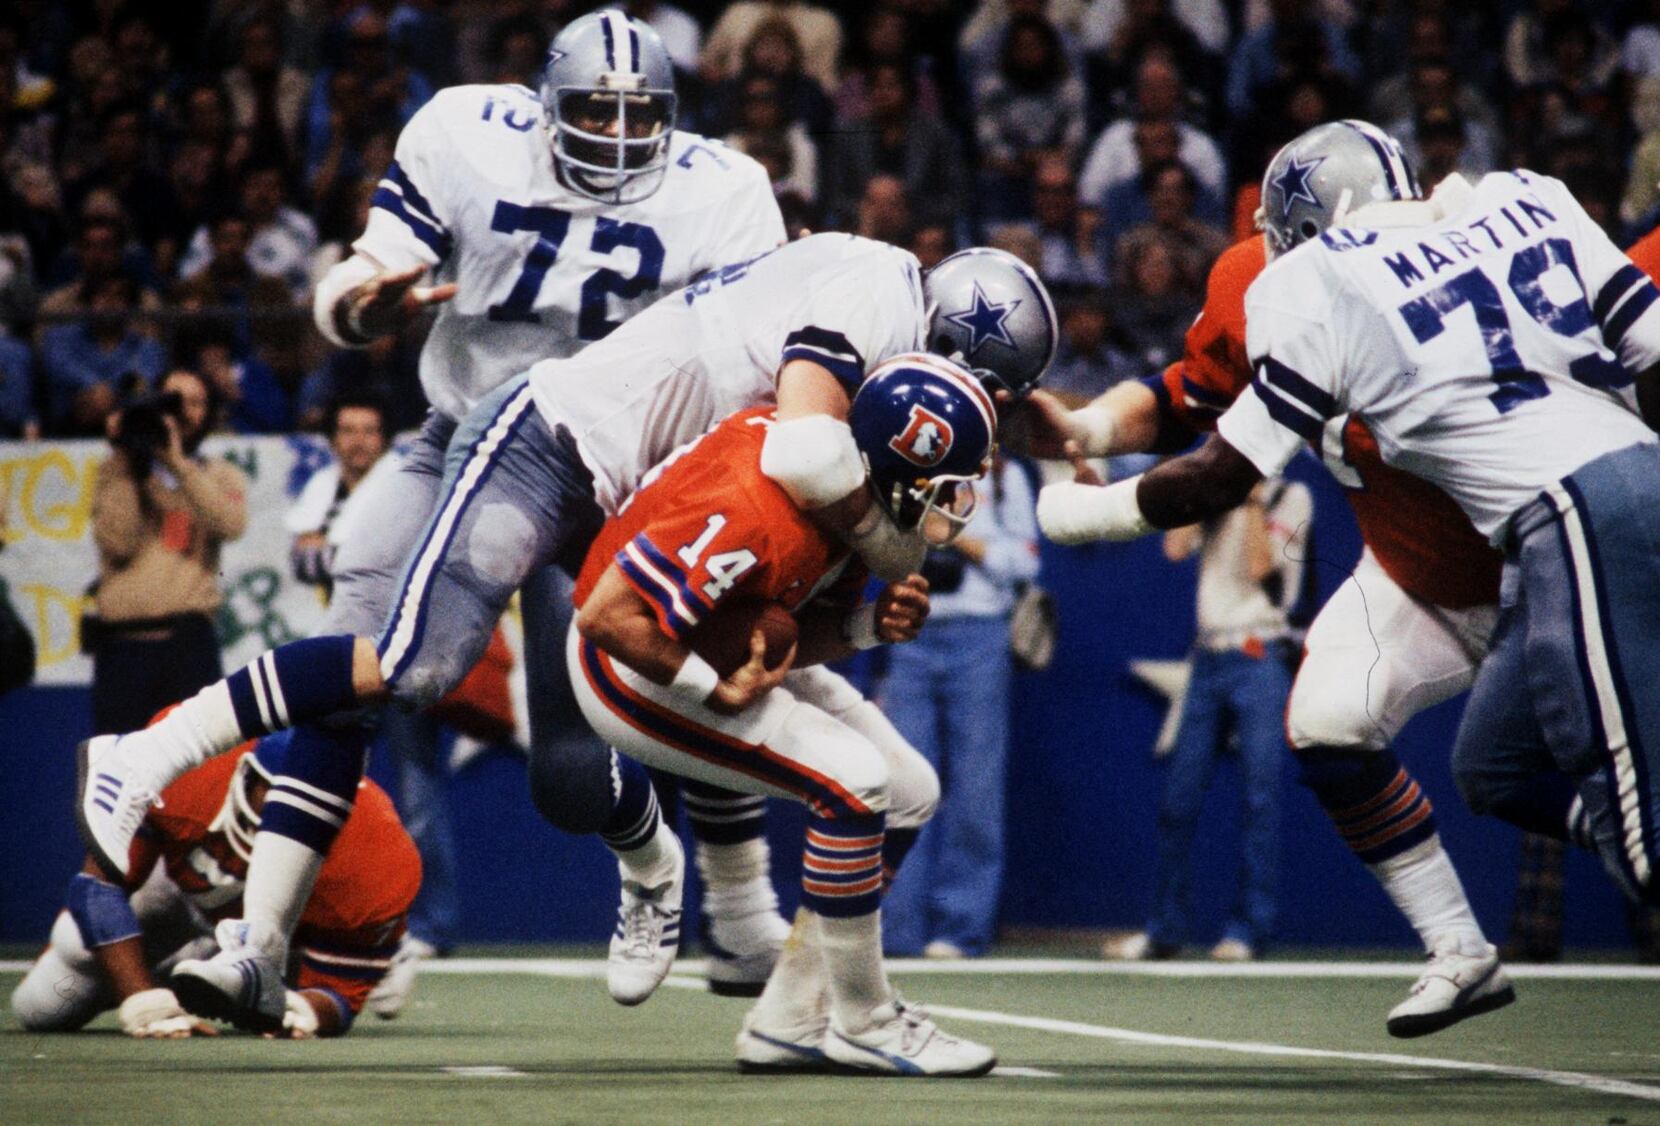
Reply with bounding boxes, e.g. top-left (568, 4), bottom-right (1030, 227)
top-left (1070, 403), bottom-right (1118, 457)
top-left (1037, 476), bottom-right (1153, 544)
top-left (669, 652), bottom-right (721, 705)
top-left (843, 604), bottom-right (882, 650)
